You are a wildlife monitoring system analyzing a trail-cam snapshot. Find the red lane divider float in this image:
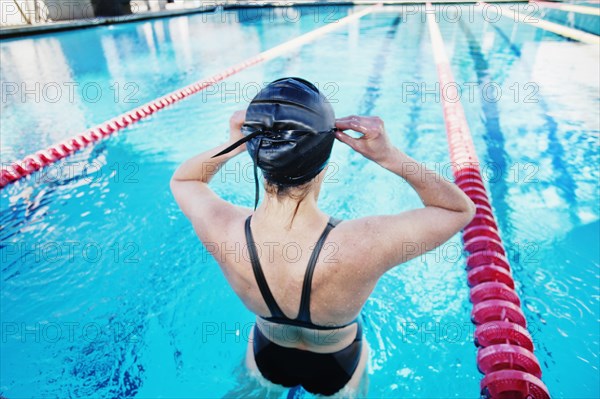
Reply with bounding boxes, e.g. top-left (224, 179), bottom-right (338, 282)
top-left (426, 3), bottom-right (550, 398)
top-left (0, 3), bottom-right (381, 189)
